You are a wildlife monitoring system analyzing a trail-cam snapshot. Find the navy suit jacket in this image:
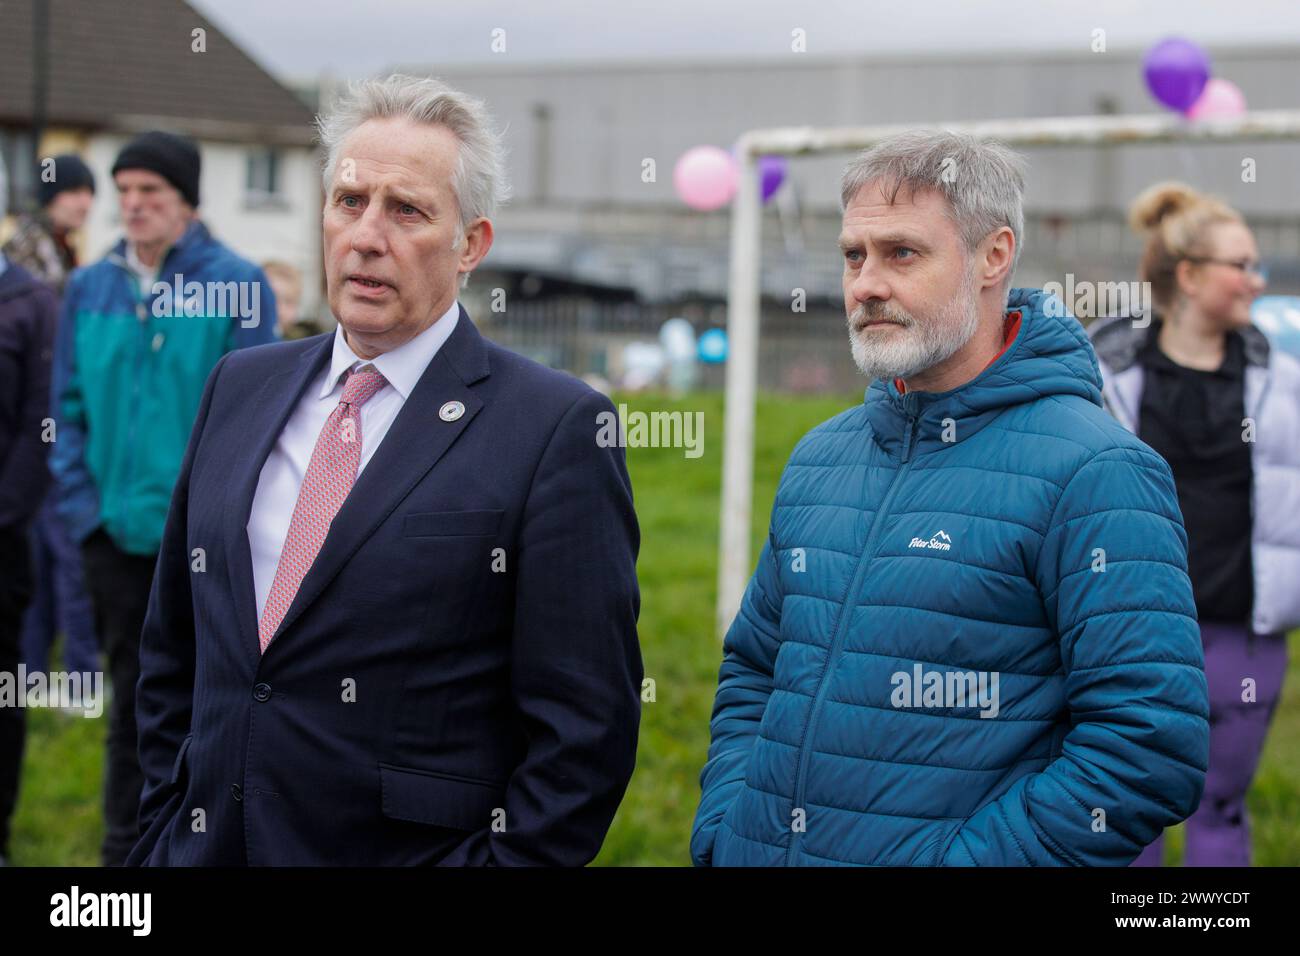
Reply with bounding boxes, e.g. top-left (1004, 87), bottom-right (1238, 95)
top-left (126, 306), bottom-right (642, 865)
